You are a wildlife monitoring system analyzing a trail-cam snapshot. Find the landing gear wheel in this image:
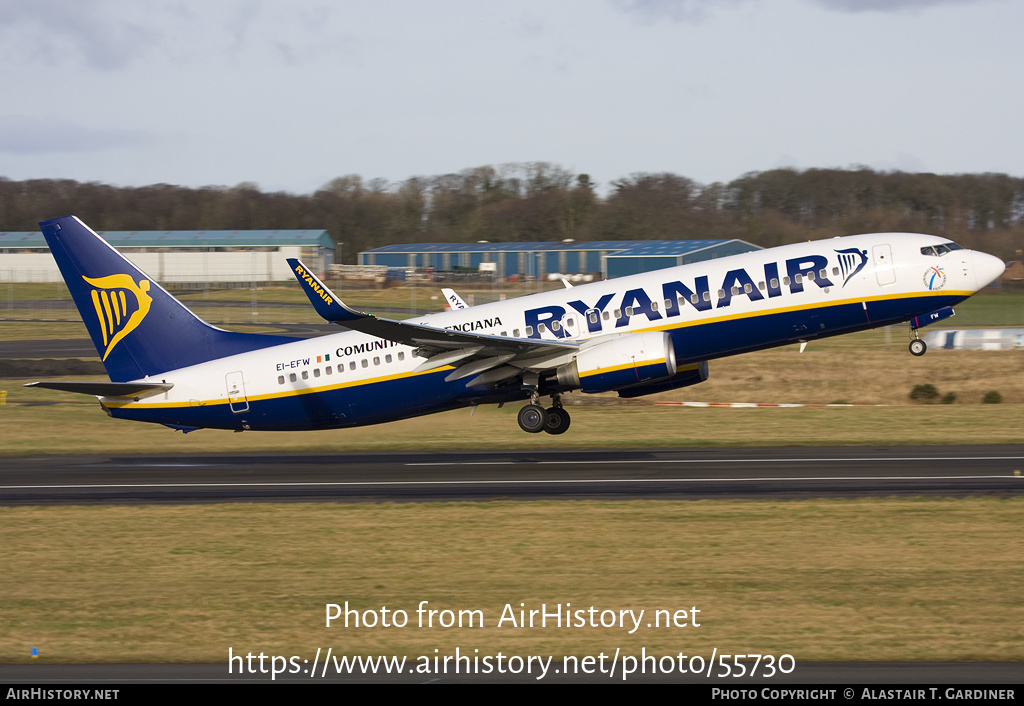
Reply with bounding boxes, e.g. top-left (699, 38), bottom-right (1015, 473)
top-left (517, 404), bottom-right (548, 433)
top-left (909, 339), bottom-right (927, 357)
top-left (544, 407), bottom-right (571, 435)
